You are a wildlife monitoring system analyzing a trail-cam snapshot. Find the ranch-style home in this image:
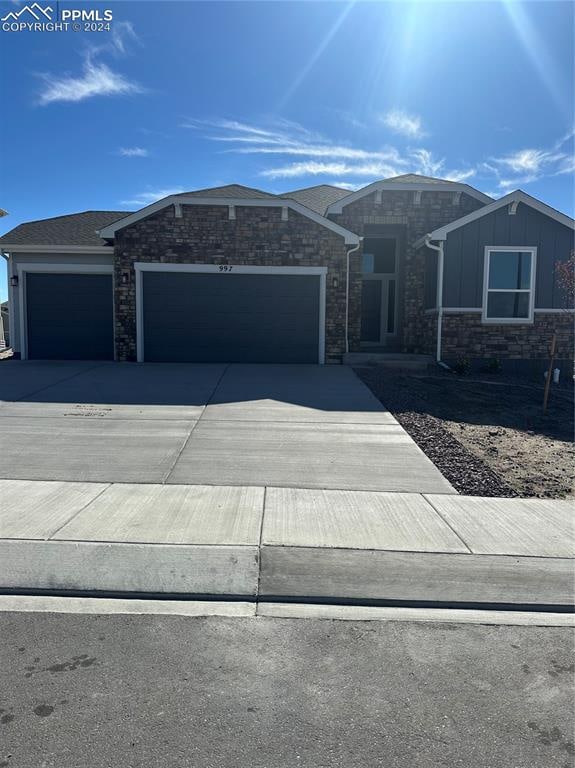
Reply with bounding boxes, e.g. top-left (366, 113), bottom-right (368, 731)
top-left (1, 174), bottom-right (573, 371)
